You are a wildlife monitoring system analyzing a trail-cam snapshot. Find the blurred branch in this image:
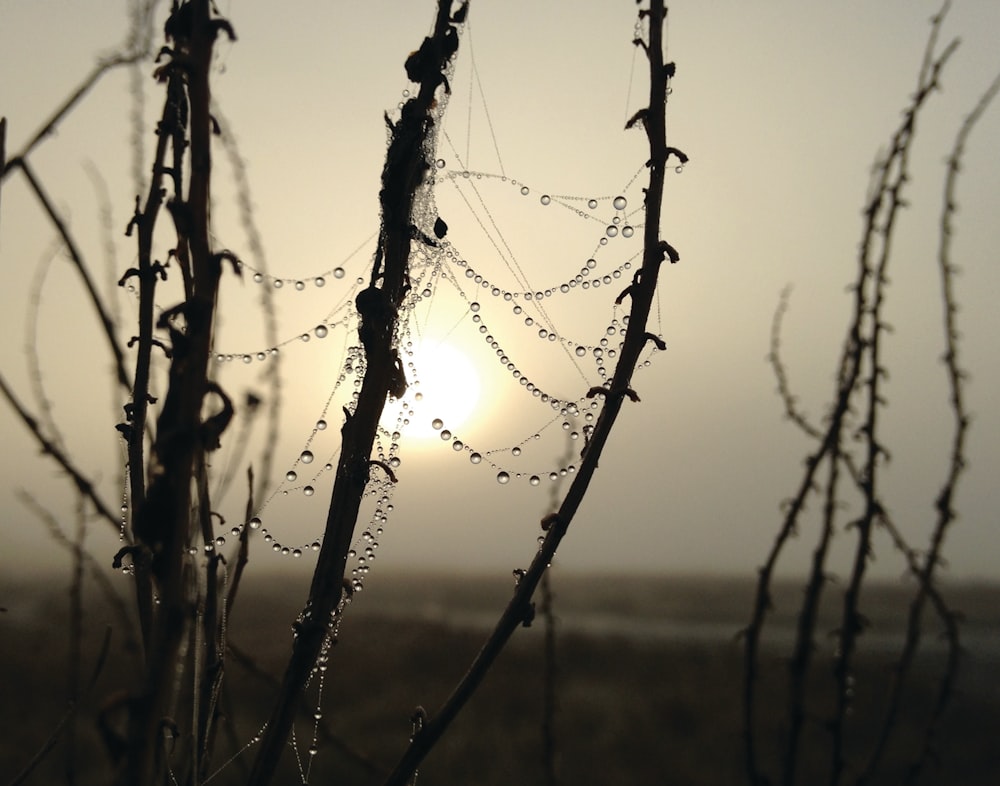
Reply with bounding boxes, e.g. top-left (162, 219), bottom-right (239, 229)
top-left (8, 157), bottom-right (130, 390)
top-left (0, 373), bottom-right (121, 531)
top-left (744, 6), bottom-right (961, 785)
top-left (0, 117), bottom-right (6, 233)
top-left (16, 489), bottom-right (141, 662)
top-left (213, 104), bottom-right (283, 500)
top-left (7, 626), bottom-right (112, 786)
top-left (1, 51), bottom-right (150, 184)
top-left (865, 64), bottom-right (1000, 786)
